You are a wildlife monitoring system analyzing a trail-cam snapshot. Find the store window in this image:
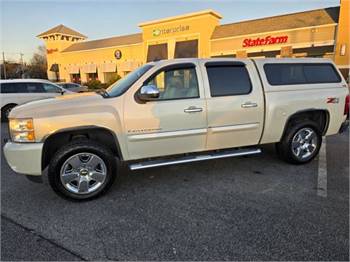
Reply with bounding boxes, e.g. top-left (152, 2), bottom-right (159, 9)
top-left (87, 73), bottom-right (98, 81)
top-left (147, 43), bottom-right (168, 62)
top-left (174, 40), bottom-right (198, 58)
top-left (71, 73), bottom-right (81, 83)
